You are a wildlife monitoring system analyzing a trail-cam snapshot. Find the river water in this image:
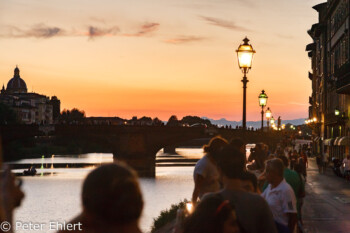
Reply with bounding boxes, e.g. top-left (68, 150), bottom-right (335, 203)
top-left (10, 147), bottom-right (254, 233)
